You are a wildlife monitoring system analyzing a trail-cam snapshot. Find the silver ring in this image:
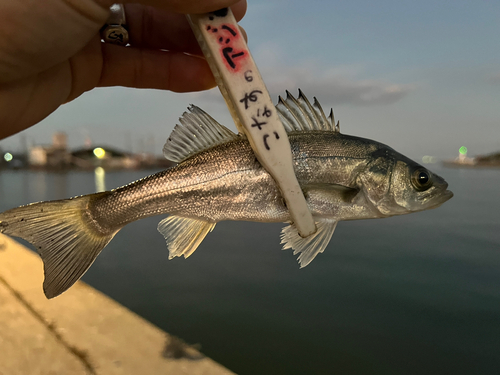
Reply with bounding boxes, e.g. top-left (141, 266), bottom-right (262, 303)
top-left (101, 4), bottom-right (129, 46)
